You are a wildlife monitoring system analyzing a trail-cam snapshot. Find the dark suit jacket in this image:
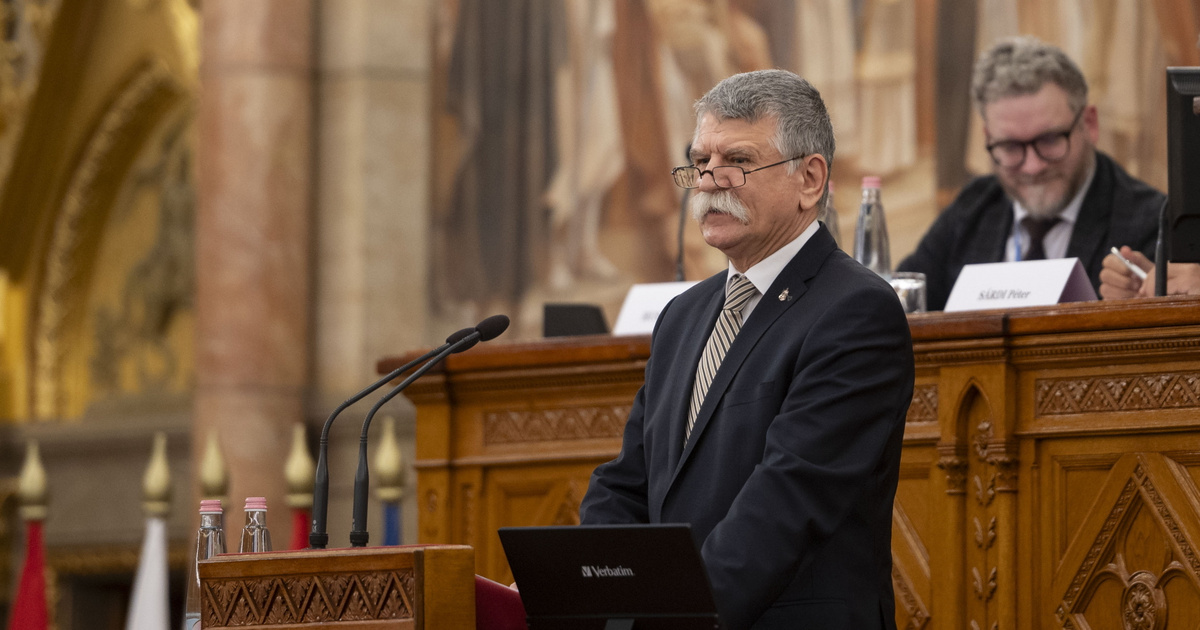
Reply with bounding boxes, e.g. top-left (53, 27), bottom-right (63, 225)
top-left (580, 225), bottom-right (915, 630)
top-left (897, 151), bottom-right (1164, 311)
